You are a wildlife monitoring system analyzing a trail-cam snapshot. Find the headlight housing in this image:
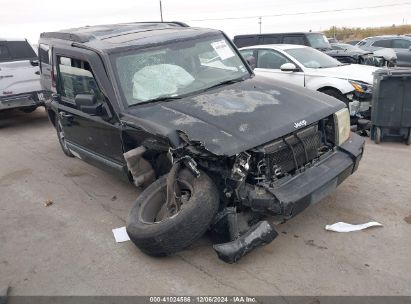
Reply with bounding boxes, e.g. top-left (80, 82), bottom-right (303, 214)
top-left (334, 108), bottom-right (351, 145)
top-left (348, 80), bottom-right (373, 94)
